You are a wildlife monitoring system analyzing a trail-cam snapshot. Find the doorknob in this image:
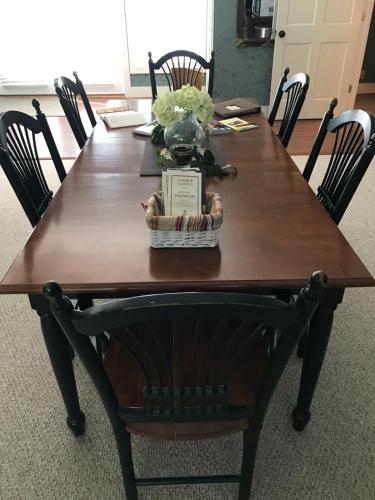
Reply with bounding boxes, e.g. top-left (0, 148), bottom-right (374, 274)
top-left (279, 30), bottom-right (286, 38)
